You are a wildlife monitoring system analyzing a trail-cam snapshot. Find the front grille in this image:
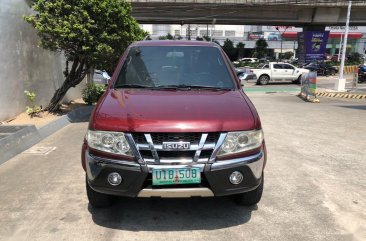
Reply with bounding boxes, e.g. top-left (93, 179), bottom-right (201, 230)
top-left (200, 150), bottom-right (214, 159)
top-left (151, 133), bottom-right (202, 145)
top-left (132, 133), bottom-right (147, 144)
top-left (131, 132), bottom-right (221, 163)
